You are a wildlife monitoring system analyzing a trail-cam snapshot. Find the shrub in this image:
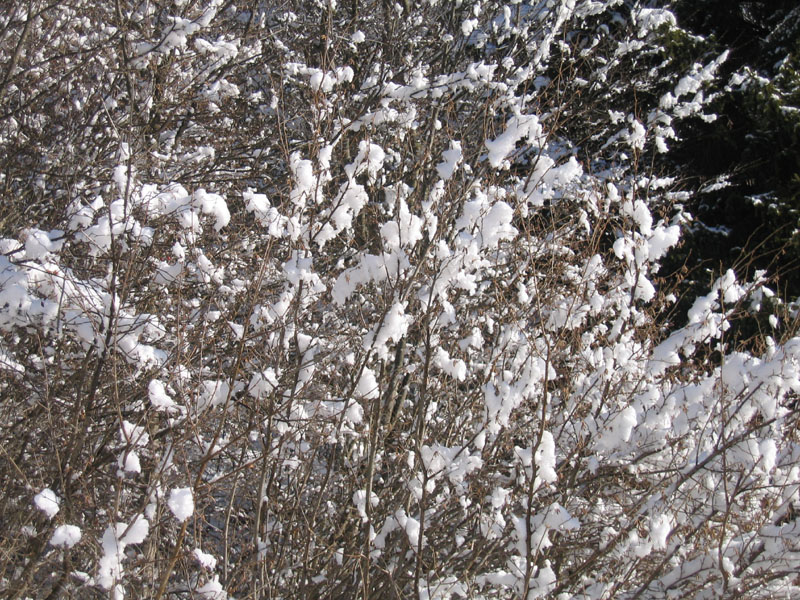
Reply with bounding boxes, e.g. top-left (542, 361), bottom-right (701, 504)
top-left (1, 2), bottom-right (799, 599)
